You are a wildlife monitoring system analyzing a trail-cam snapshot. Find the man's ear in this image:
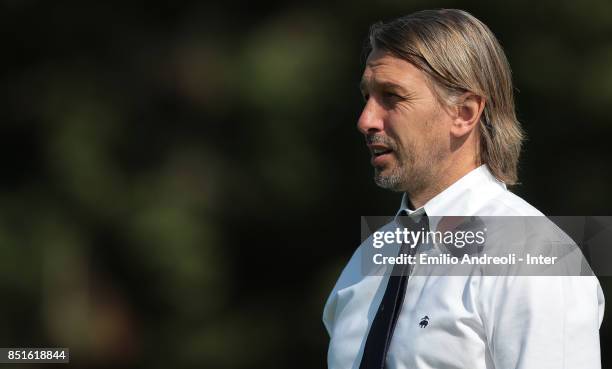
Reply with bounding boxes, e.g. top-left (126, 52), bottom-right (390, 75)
top-left (450, 92), bottom-right (485, 138)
